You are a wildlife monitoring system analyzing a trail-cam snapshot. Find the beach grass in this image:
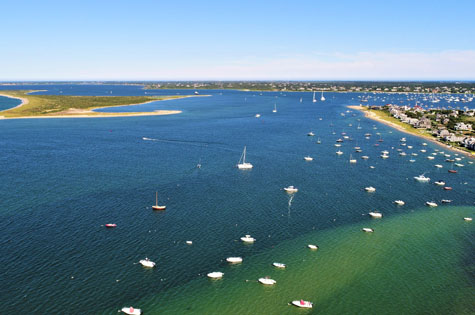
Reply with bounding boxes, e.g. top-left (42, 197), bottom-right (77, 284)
top-left (0, 90), bottom-right (185, 117)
